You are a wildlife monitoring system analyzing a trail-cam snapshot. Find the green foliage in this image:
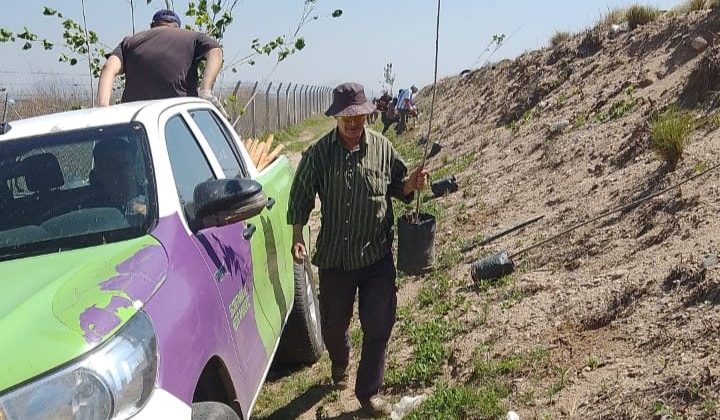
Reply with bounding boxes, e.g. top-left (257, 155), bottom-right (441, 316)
top-left (550, 31), bottom-right (572, 47)
top-left (586, 355), bottom-right (600, 370)
top-left (625, 5), bottom-right (661, 29)
top-left (549, 366), bottom-right (571, 396)
top-left (471, 346), bottom-right (548, 382)
top-left (417, 273), bottom-right (452, 308)
top-left (650, 107), bottom-right (695, 170)
top-left (597, 86), bottom-right (635, 123)
top-left (694, 161), bottom-right (708, 174)
top-left (184, 0), bottom-right (240, 41)
top-left (385, 319), bottom-right (450, 388)
top-left (573, 113), bottom-right (588, 129)
top-left (405, 383), bottom-right (508, 420)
